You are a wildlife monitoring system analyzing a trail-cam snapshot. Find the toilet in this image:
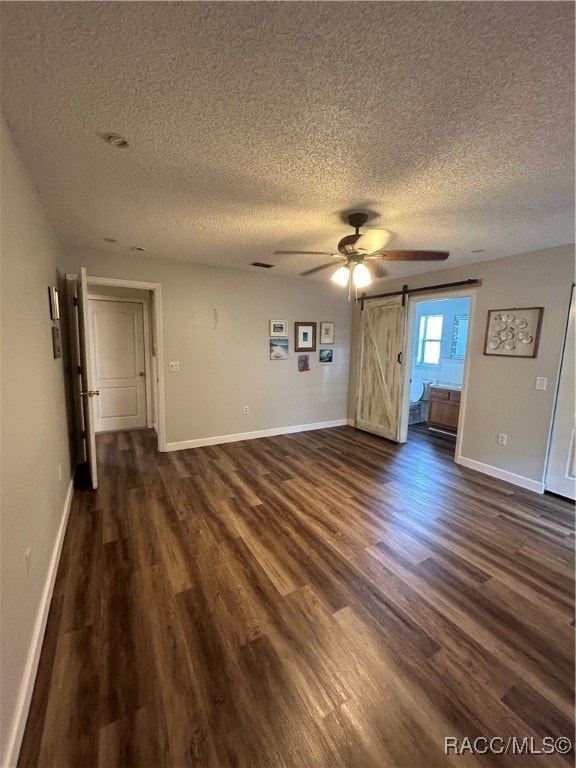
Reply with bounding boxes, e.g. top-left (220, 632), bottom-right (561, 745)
top-left (409, 380), bottom-right (432, 424)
